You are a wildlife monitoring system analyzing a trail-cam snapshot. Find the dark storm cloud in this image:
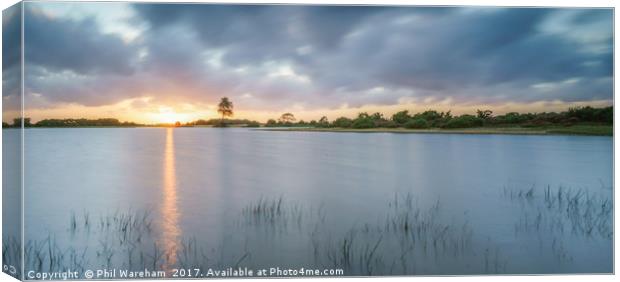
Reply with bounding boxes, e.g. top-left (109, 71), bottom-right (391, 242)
top-left (3, 3), bottom-right (22, 114)
top-left (133, 4), bottom-right (390, 67)
top-left (135, 5), bottom-right (612, 104)
top-left (333, 8), bottom-right (612, 93)
top-left (24, 7), bottom-right (137, 75)
top-left (24, 3), bottom-right (614, 110)
top-left (20, 5), bottom-right (149, 107)
top-left (2, 4), bottom-right (21, 71)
